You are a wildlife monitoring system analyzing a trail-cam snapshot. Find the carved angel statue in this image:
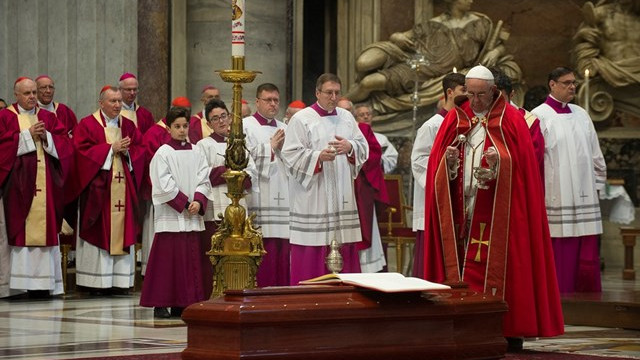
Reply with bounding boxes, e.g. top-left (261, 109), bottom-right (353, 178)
top-left (345, 0), bottom-right (521, 119)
